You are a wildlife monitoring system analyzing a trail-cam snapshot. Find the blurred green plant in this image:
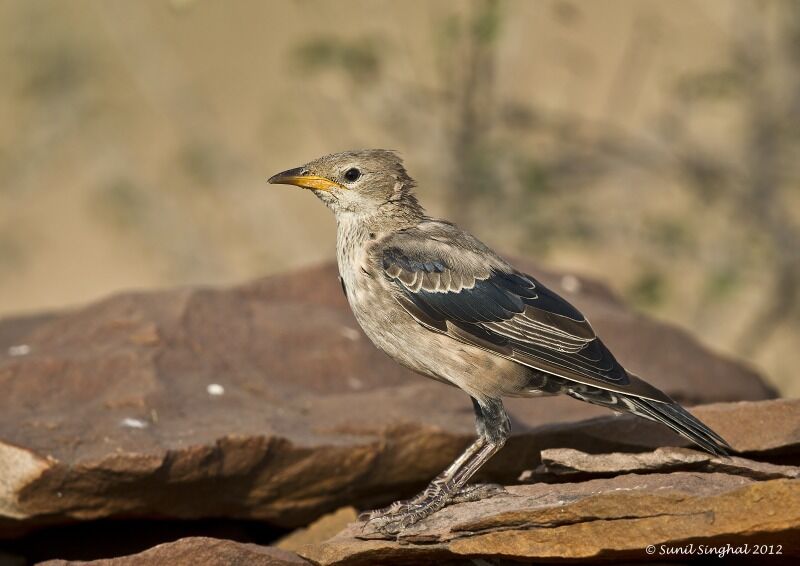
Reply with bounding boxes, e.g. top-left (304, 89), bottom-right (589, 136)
top-left (647, 218), bottom-right (694, 257)
top-left (627, 269), bottom-right (668, 309)
top-left (178, 141), bottom-right (229, 189)
top-left (438, 0), bottom-right (503, 220)
top-left (0, 232), bottom-right (24, 276)
top-left (293, 36), bottom-right (382, 82)
top-left (20, 44), bottom-right (92, 102)
top-left (471, 0), bottom-right (501, 43)
top-left (89, 178), bottom-right (149, 232)
top-left (517, 159), bottom-right (552, 197)
top-left (703, 266), bottom-right (742, 303)
top-left (674, 68), bottom-right (745, 102)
